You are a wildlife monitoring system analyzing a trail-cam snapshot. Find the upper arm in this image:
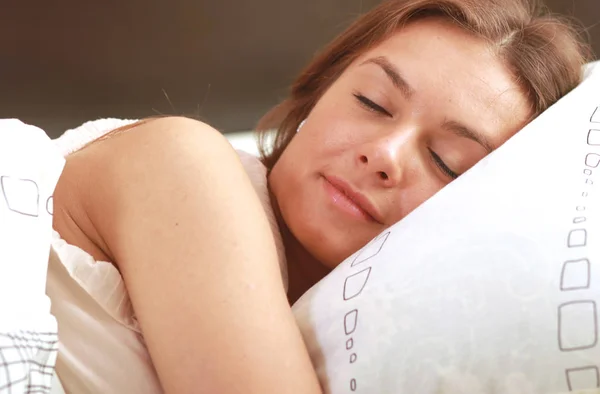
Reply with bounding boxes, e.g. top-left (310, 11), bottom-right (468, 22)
top-left (64, 117), bottom-right (321, 394)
